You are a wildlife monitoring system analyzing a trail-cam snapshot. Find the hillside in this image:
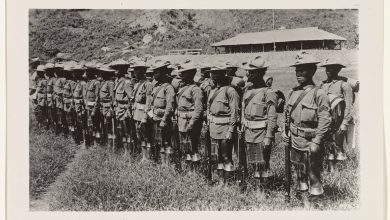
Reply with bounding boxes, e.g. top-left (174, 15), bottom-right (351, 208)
top-left (29, 9), bottom-right (358, 61)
